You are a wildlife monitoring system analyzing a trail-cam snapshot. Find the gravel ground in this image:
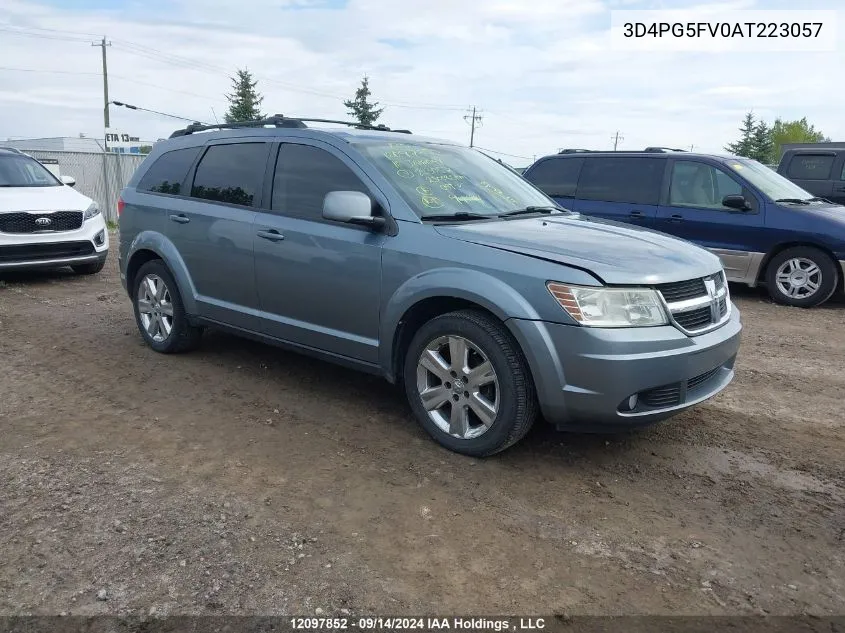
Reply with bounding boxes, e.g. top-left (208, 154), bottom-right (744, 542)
top-left (1, 247), bottom-right (843, 617)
